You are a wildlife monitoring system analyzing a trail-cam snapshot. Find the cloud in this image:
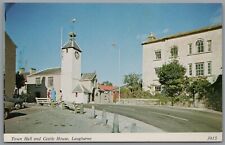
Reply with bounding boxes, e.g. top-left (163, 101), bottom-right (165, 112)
top-left (162, 28), bottom-right (169, 34)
